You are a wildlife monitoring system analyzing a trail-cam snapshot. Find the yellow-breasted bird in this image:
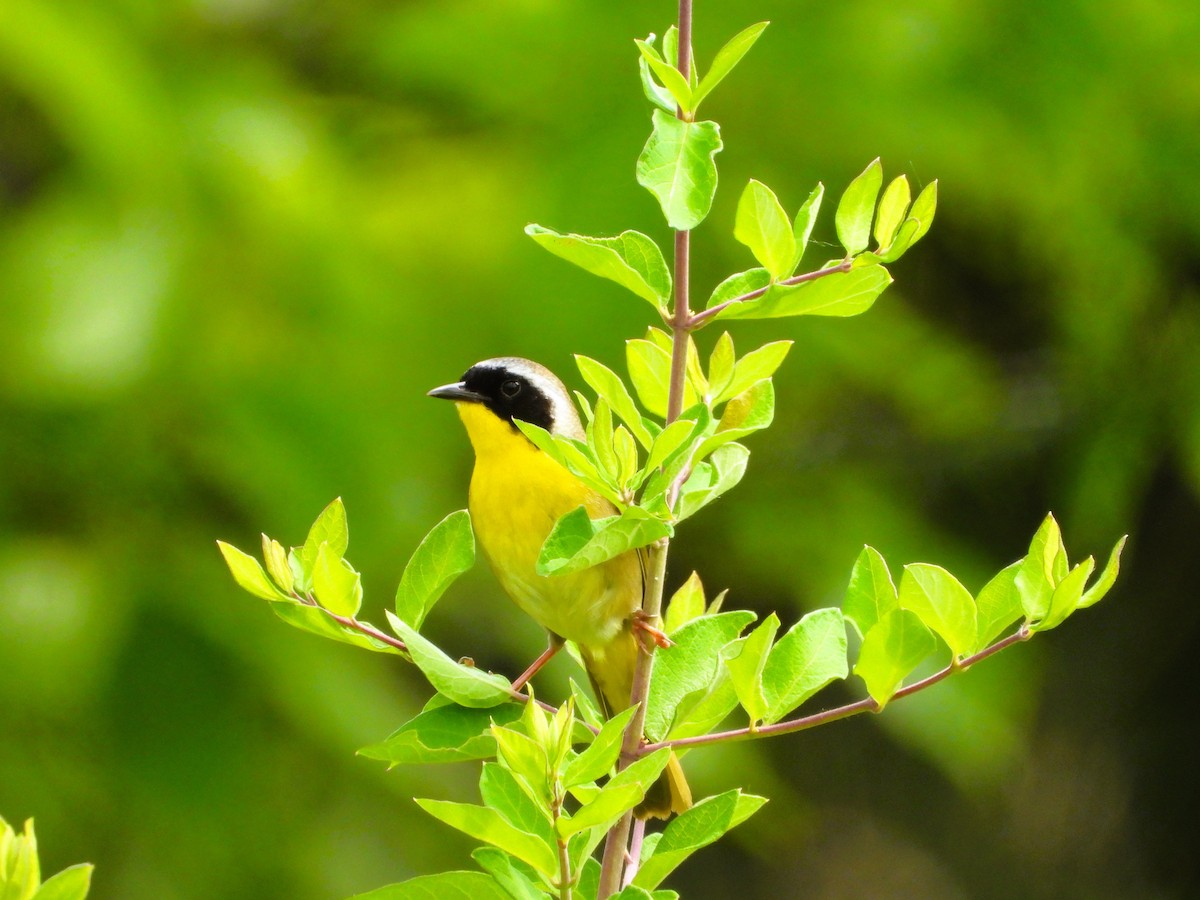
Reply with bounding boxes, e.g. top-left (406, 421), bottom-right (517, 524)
top-left (429, 357), bottom-right (691, 818)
